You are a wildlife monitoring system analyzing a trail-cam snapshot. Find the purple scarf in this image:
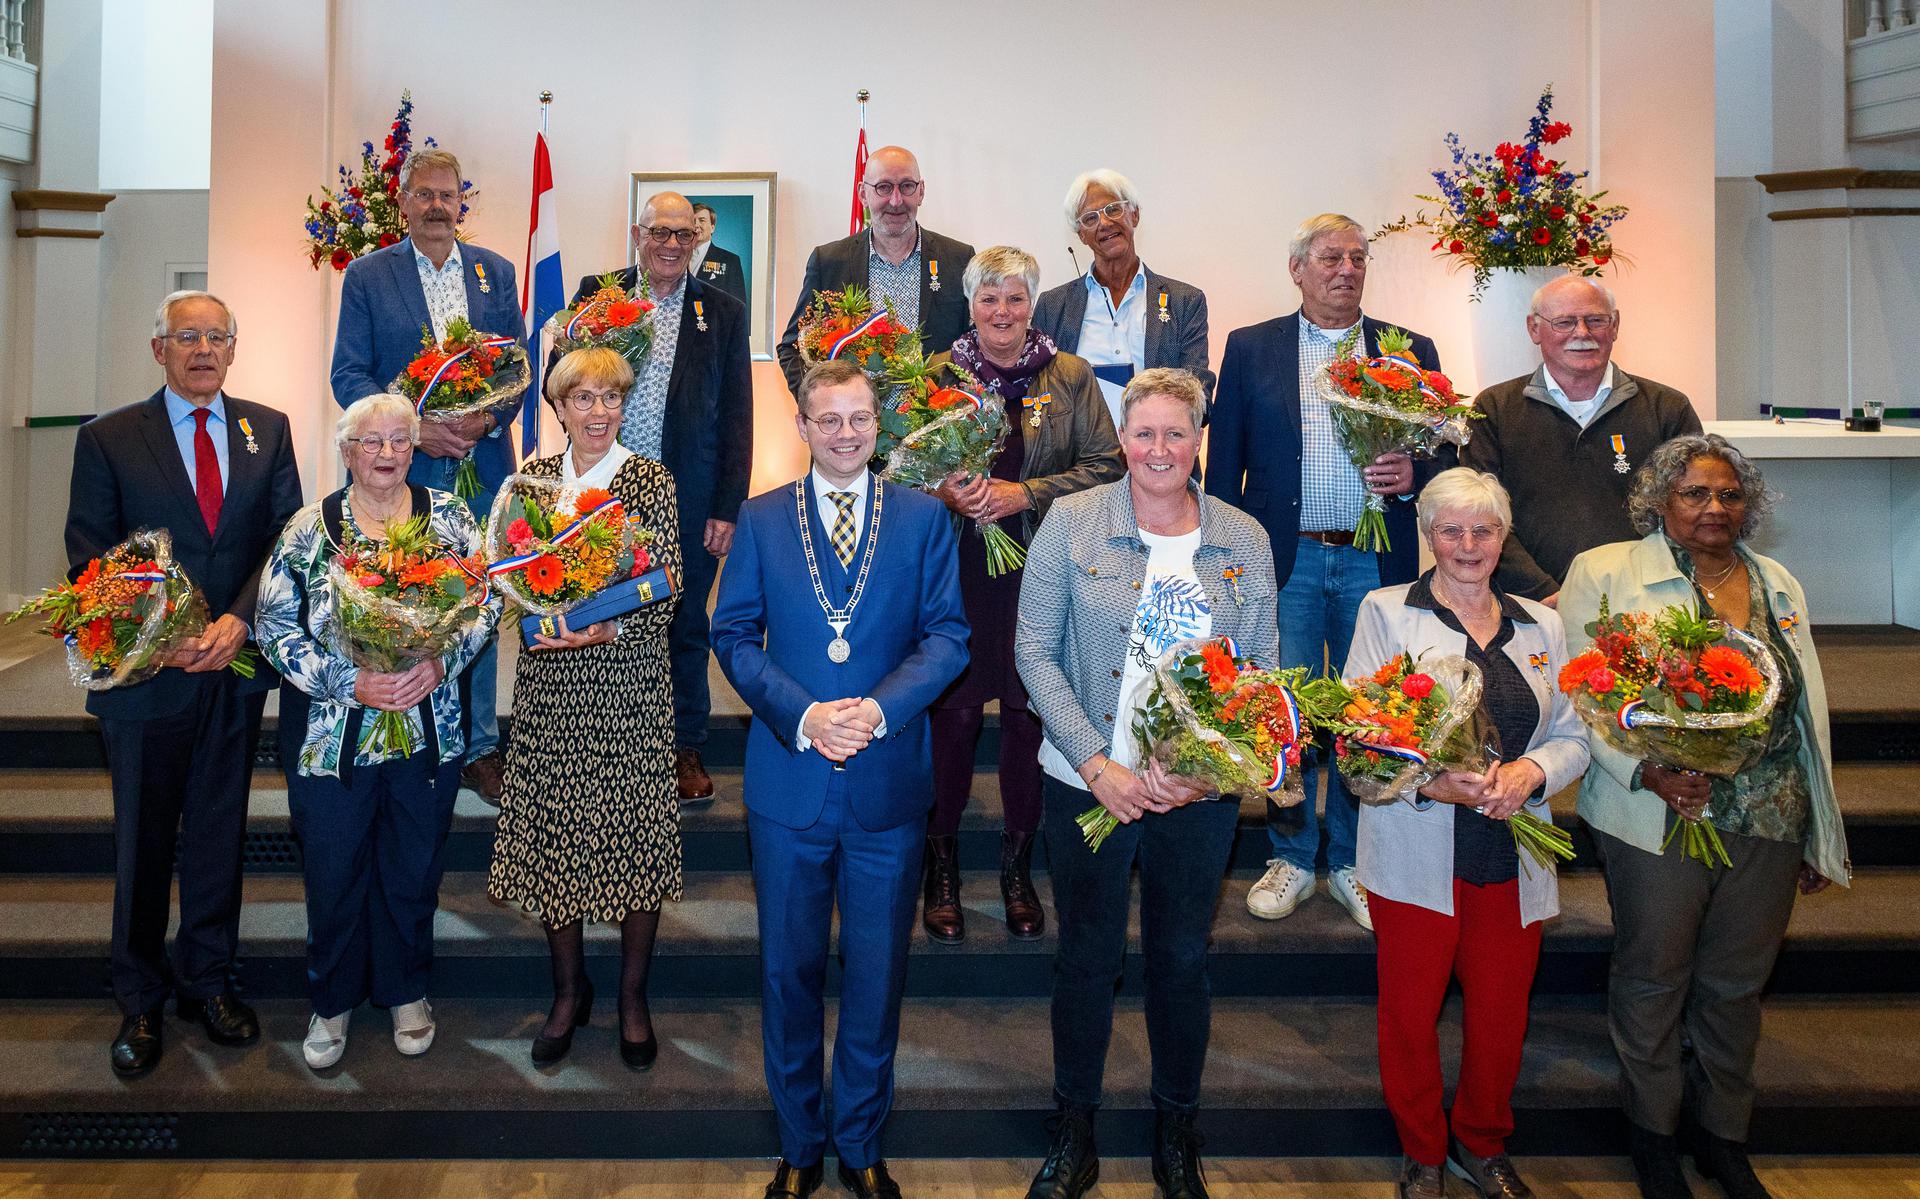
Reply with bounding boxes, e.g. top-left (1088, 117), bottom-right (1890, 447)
top-left (950, 328), bottom-right (1057, 402)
